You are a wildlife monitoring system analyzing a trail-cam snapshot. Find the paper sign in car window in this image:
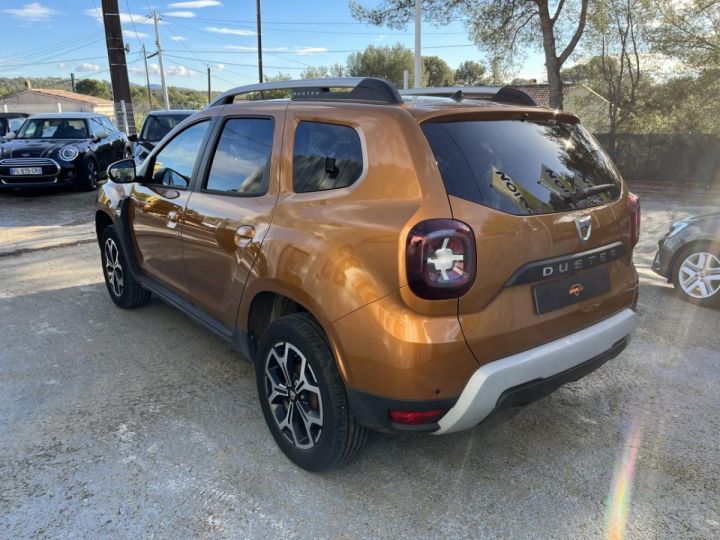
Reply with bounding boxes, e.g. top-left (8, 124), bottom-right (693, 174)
top-left (491, 166), bottom-right (550, 214)
top-left (574, 171), bottom-right (610, 203)
top-left (539, 165), bottom-right (576, 197)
